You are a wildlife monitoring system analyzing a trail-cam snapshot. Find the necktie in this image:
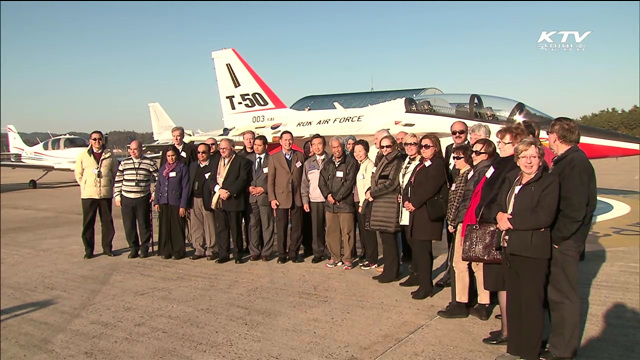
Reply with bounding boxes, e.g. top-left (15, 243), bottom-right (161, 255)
top-left (256, 156), bottom-right (262, 175)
